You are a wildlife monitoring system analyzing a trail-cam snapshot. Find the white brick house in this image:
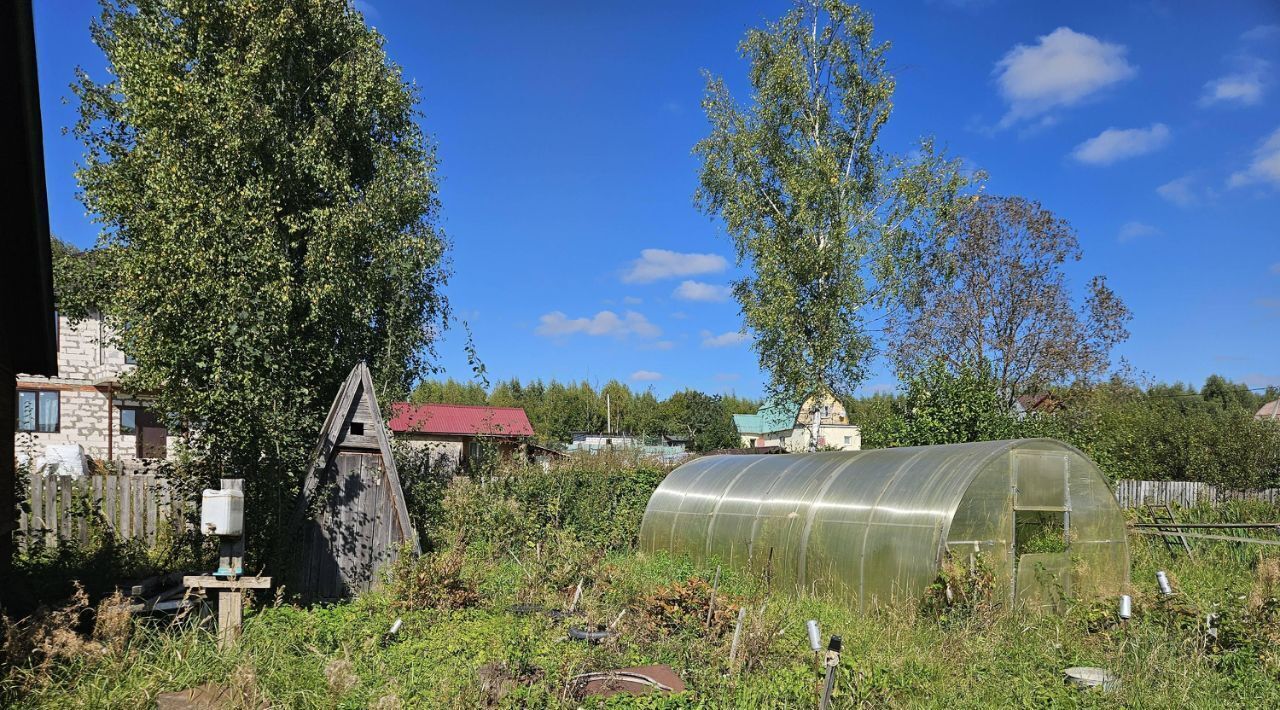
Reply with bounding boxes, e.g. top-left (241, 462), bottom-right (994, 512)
top-left (15, 311), bottom-right (176, 466)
